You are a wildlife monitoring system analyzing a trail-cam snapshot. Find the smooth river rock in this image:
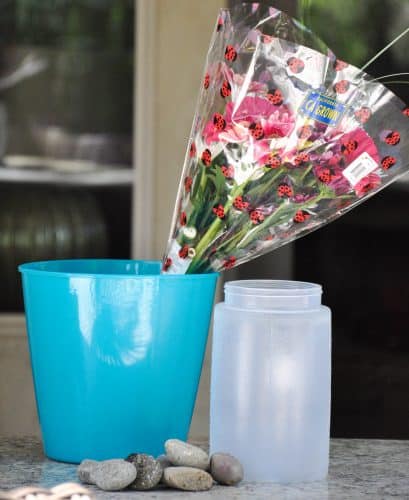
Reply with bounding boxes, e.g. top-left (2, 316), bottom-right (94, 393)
top-left (91, 459), bottom-right (137, 491)
top-left (165, 439), bottom-right (210, 470)
top-left (77, 459), bottom-right (99, 484)
top-left (125, 453), bottom-right (162, 490)
top-left (210, 453), bottom-right (244, 485)
top-left (162, 467), bottom-right (213, 491)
